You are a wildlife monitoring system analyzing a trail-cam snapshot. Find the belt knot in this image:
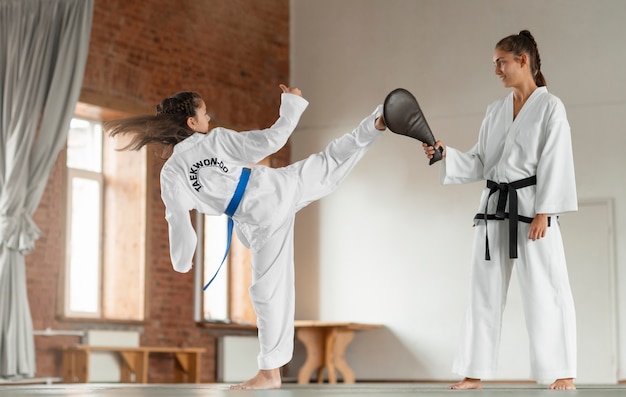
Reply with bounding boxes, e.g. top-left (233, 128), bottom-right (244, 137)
top-left (481, 176), bottom-right (537, 260)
